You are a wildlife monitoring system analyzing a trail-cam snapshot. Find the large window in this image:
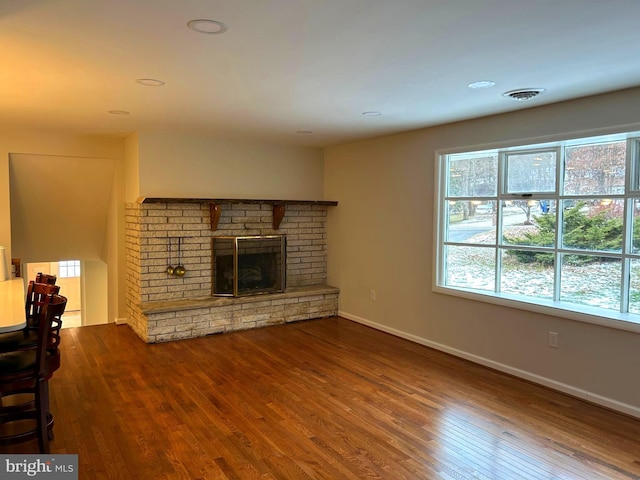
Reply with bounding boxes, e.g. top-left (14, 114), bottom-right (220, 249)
top-left (435, 131), bottom-right (640, 331)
